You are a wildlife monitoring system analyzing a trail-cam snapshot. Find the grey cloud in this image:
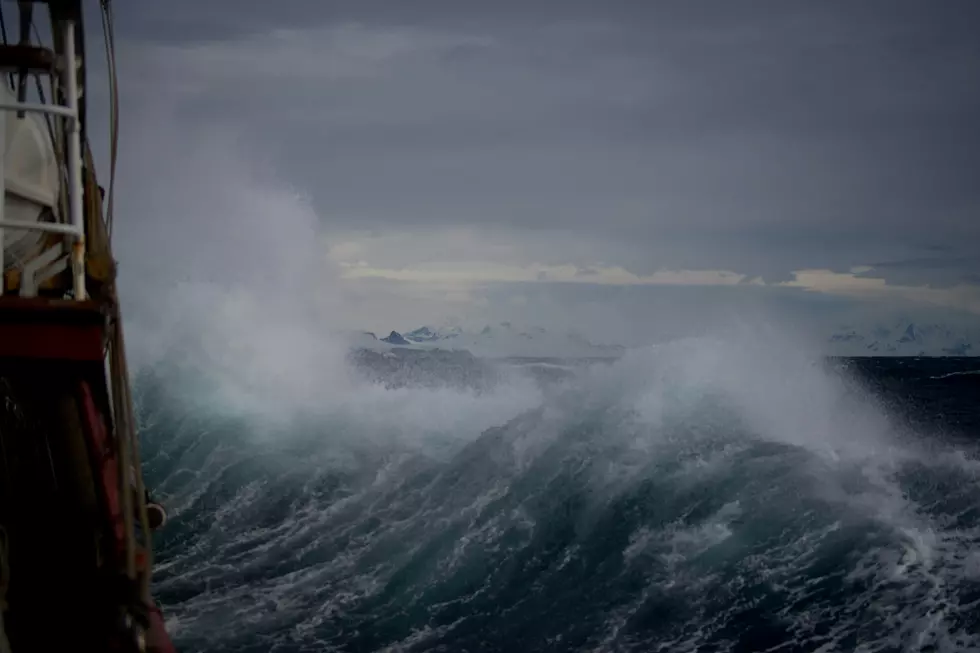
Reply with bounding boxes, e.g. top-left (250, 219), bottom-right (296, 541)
top-left (869, 257), bottom-right (980, 271)
top-left (860, 256), bottom-right (980, 288)
top-left (109, 0), bottom-right (980, 296)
